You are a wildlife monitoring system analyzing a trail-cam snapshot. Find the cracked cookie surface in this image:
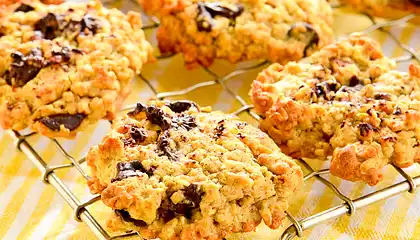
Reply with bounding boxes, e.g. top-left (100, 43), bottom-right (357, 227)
top-left (0, 0), bottom-right (153, 138)
top-left (251, 34), bottom-right (420, 185)
top-left (87, 100), bottom-right (303, 240)
top-left (138, 0), bottom-right (333, 69)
